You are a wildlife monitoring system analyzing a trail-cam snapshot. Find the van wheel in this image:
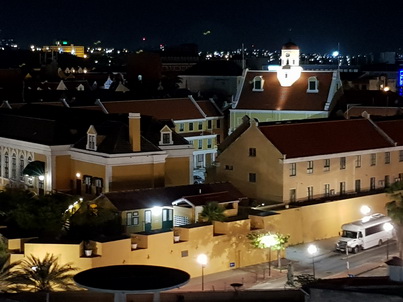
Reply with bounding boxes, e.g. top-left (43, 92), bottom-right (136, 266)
top-left (352, 246), bottom-right (359, 254)
top-left (378, 240), bottom-right (383, 246)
